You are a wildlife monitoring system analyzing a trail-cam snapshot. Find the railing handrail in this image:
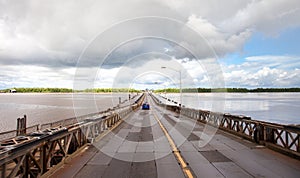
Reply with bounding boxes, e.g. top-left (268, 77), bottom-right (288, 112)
top-left (150, 93), bottom-right (300, 159)
top-left (0, 93), bottom-right (144, 141)
top-left (153, 93), bottom-right (300, 130)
